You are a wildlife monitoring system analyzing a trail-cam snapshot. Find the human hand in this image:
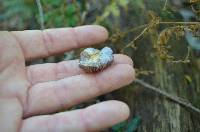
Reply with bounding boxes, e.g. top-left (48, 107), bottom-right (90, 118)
top-left (0, 25), bottom-right (135, 132)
